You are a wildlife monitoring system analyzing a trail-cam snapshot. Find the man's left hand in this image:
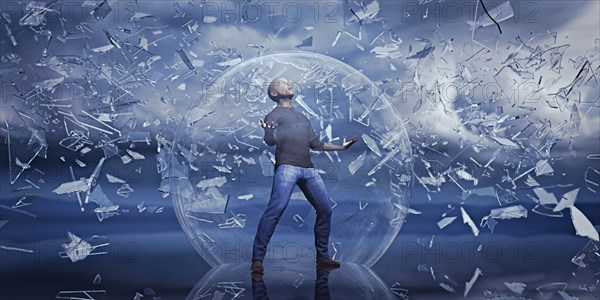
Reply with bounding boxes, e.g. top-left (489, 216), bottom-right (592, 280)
top-left (342, 135), bottom-right (358, 150)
